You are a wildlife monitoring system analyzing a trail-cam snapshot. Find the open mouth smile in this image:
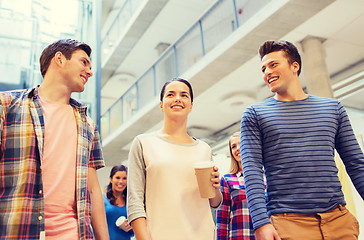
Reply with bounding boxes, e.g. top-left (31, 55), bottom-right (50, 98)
top-left (81, 75), bottom-right (88, 84)
top-left (171, 105), bottom-right (184, 109)
top-left (268, 76), bottom-right (278, 84)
